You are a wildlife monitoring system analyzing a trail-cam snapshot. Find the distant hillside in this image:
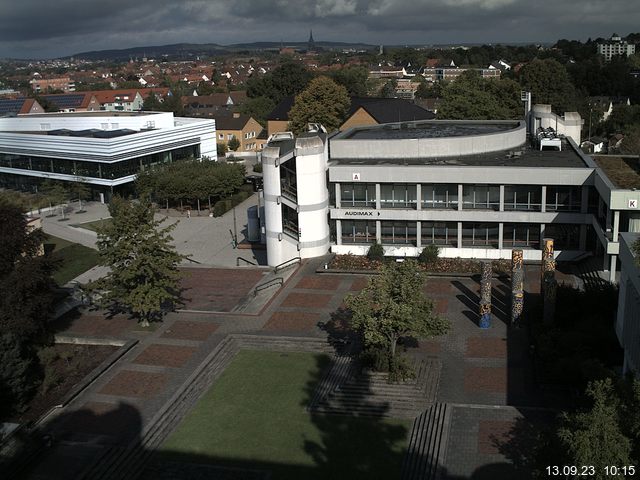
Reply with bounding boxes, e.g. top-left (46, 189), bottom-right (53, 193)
top-left (70, 41), bottom-right (378, 61)
top-left (70, 43), bottom-right (228, 61)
